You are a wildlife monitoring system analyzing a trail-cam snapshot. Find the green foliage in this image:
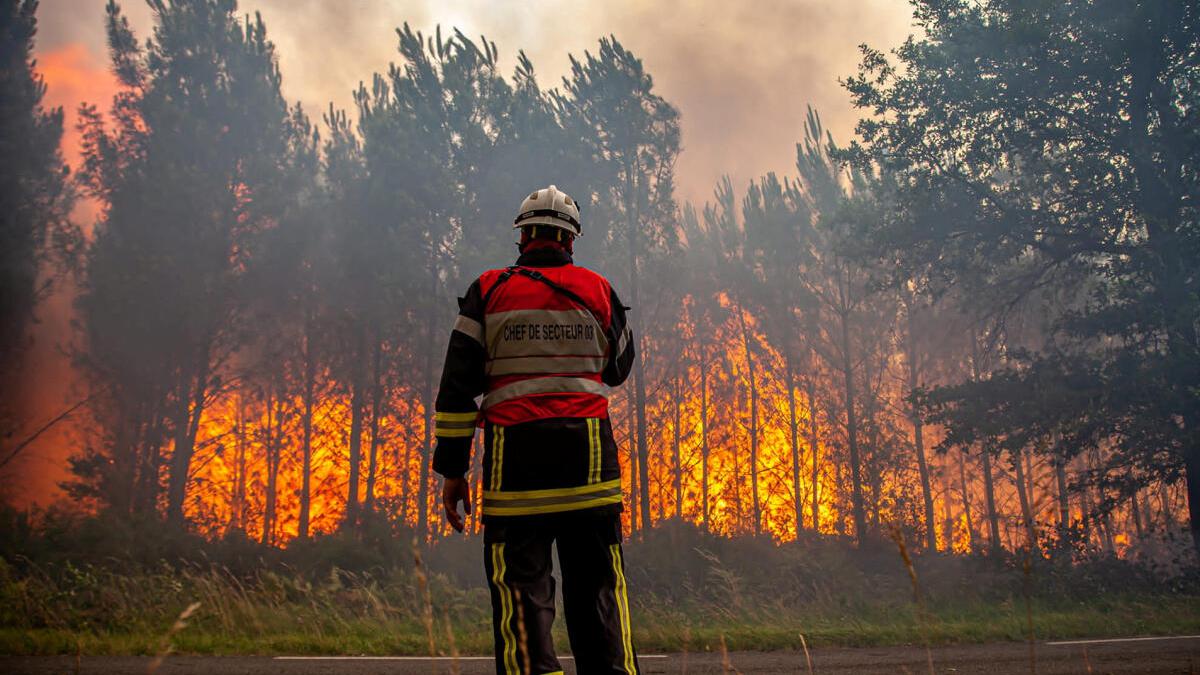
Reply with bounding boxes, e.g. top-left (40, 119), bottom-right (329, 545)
top-left (846, 0), bottom-right (1200, 552)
